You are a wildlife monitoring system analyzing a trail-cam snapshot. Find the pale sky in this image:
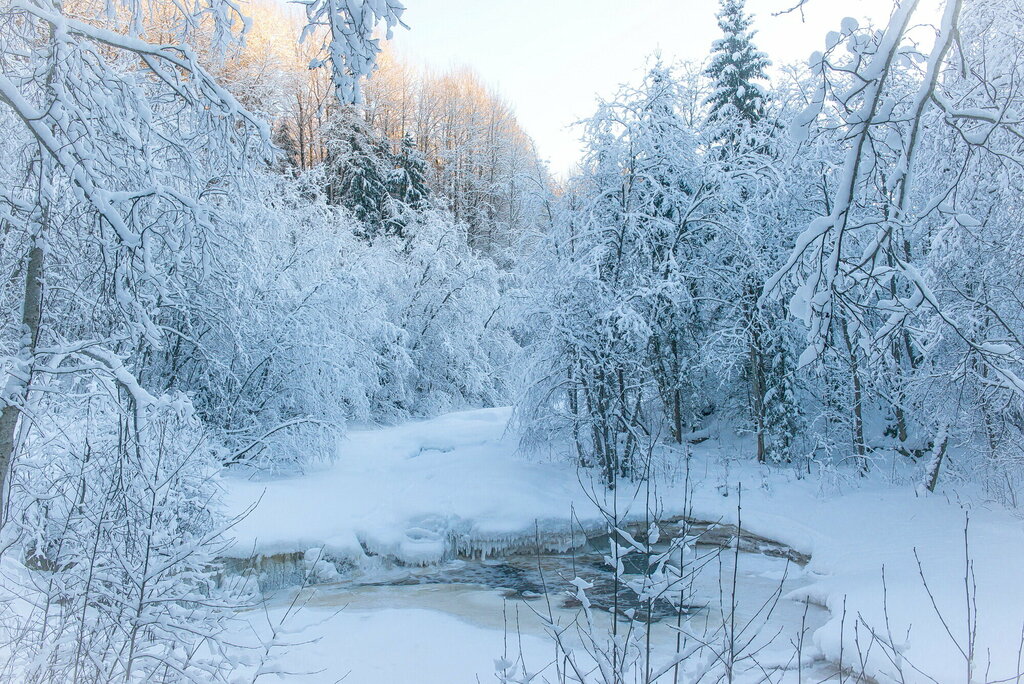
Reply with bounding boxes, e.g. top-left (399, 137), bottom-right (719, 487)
top-left (382, 0), bottom-right (904, 175)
